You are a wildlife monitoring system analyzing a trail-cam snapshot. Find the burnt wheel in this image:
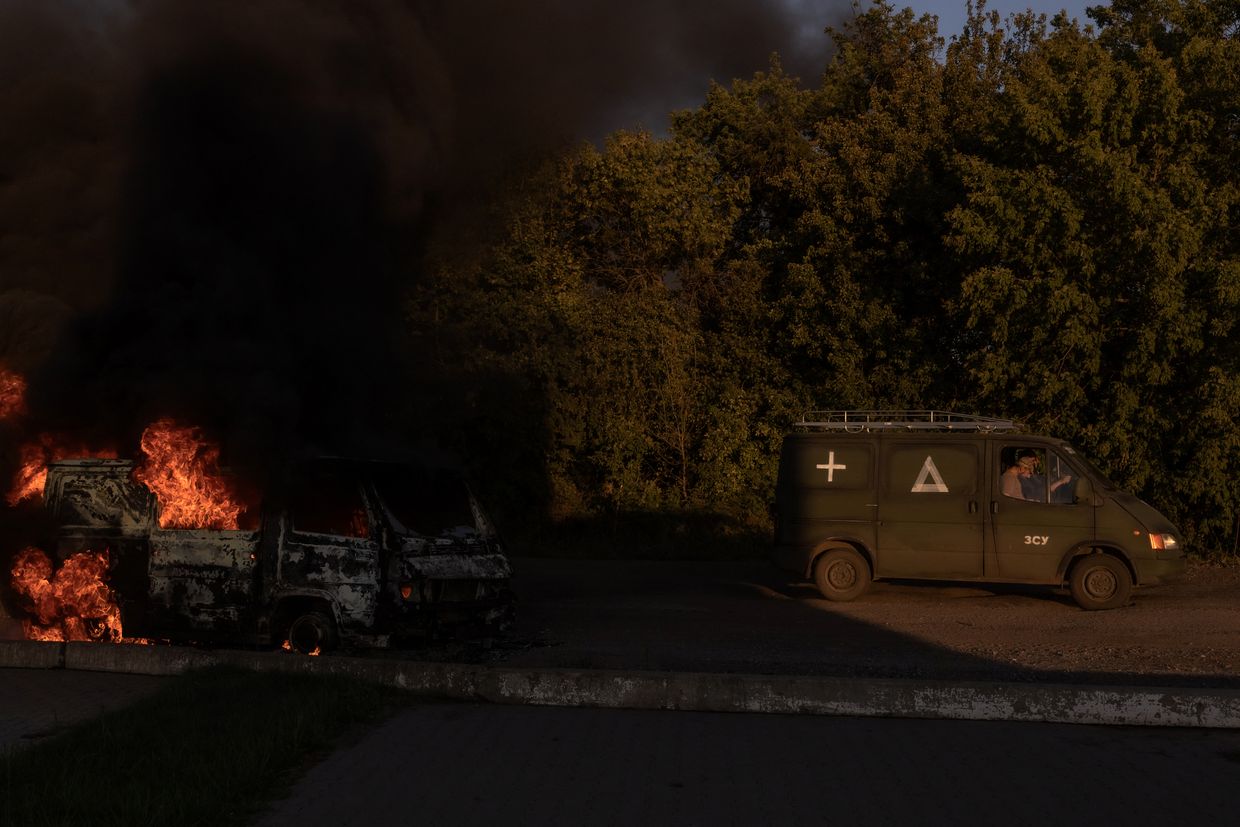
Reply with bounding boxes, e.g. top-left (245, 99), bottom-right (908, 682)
top-left (1069, 554), bottom-right (1132, 611)
top-left (813, 547), bottom-right (870, 602)
top-left (287, 611), bottom-right (338, 654)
